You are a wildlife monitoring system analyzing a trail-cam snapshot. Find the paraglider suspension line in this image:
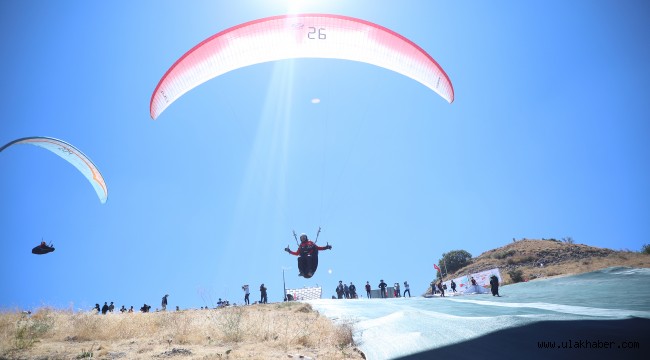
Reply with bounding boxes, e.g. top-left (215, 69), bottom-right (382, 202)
top-left (314, 226), bottom-right (321, 244)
